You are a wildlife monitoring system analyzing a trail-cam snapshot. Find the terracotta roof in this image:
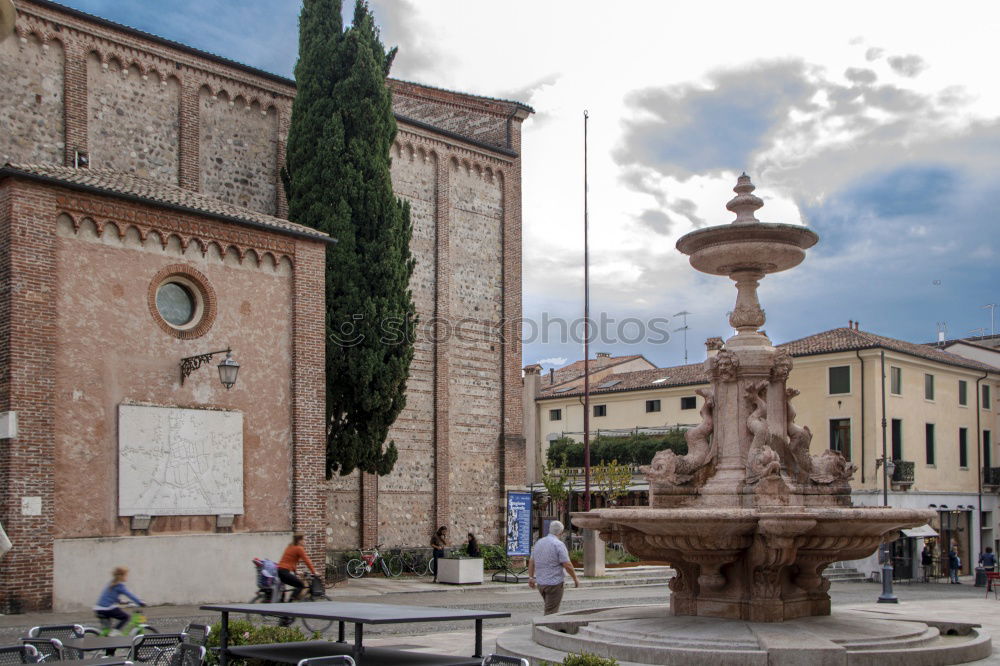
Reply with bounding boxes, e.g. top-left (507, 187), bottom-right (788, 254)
top-left (1, 164), bottom-right (333, 243)
top-left (538, 363), bottom-right (708, 400)
top-left (778, 327), bottom-right (1000, 373)
top-left (549, 354), bottom-right (649, 385)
